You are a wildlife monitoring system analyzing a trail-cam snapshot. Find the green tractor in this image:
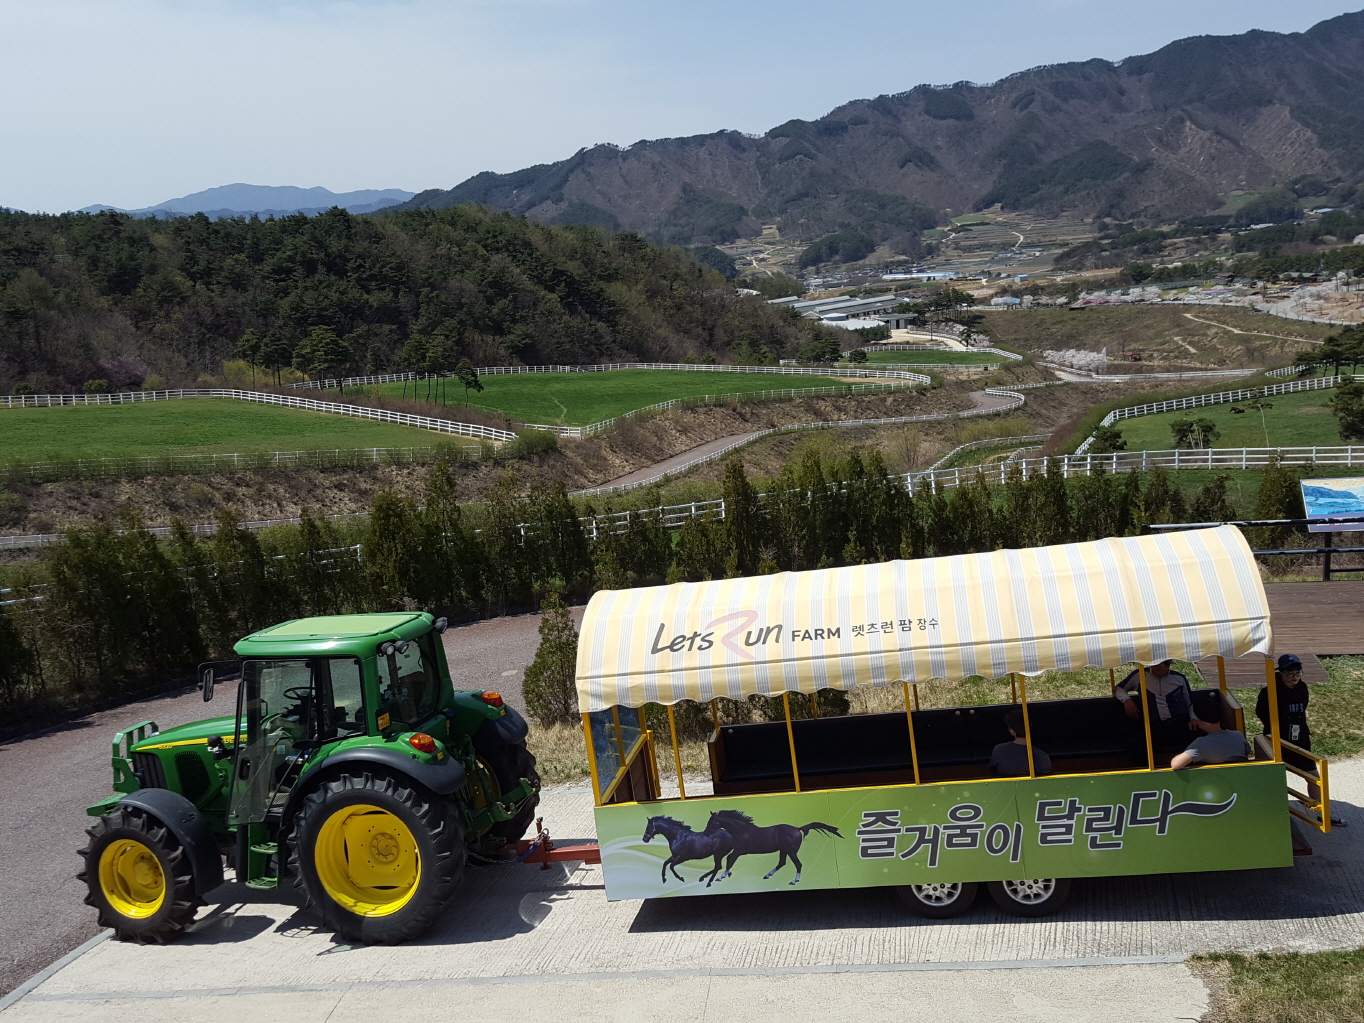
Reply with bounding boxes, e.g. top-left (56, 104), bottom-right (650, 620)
top-left (80, 612), bottom-right (540, 945)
